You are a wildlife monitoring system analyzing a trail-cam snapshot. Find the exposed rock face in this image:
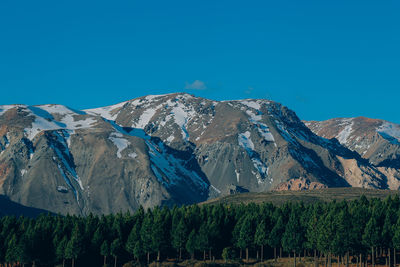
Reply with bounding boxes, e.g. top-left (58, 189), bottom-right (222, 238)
top-left (1, 94), bottom-right (399, 214)
top-left (274, 178), bottom-right (327, 191)
top-left (305, 117), bottom-right (400, 166)
top-left (306, 117), bottom-right (400, 190)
